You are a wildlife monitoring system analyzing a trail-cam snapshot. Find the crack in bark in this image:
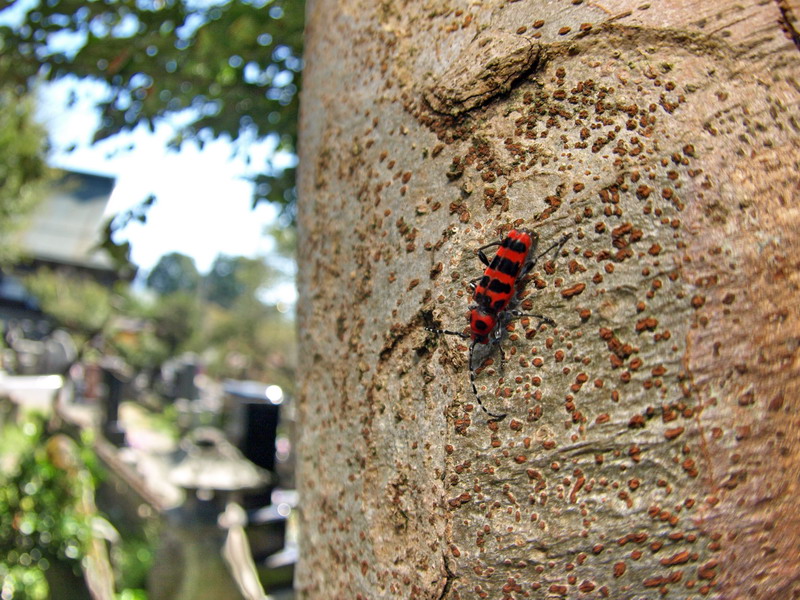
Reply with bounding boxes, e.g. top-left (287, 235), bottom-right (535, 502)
top-left (437, 554), bottom-right (456, 600)
top-left (777, 0), bottom-right (800, 51)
